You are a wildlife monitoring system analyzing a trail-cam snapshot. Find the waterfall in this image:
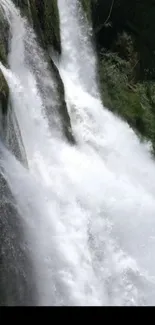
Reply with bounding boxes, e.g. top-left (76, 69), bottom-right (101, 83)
top-left (1, 0), bottom-right (155, 306)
